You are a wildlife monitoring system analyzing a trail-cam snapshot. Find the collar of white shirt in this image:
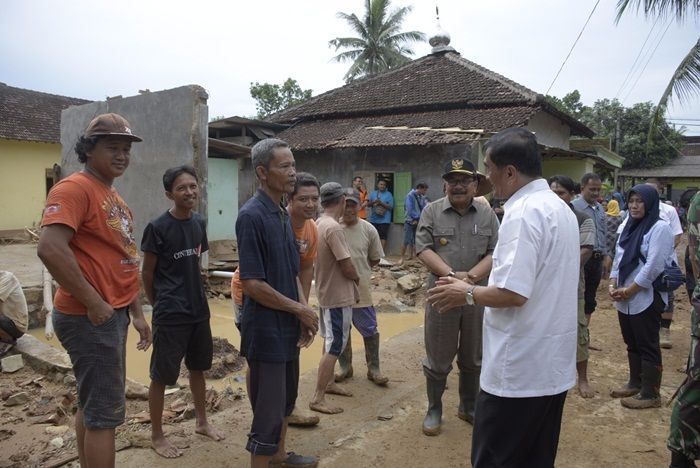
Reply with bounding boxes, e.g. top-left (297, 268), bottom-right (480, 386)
top-left (503, 178), bottom-right (549, 211)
